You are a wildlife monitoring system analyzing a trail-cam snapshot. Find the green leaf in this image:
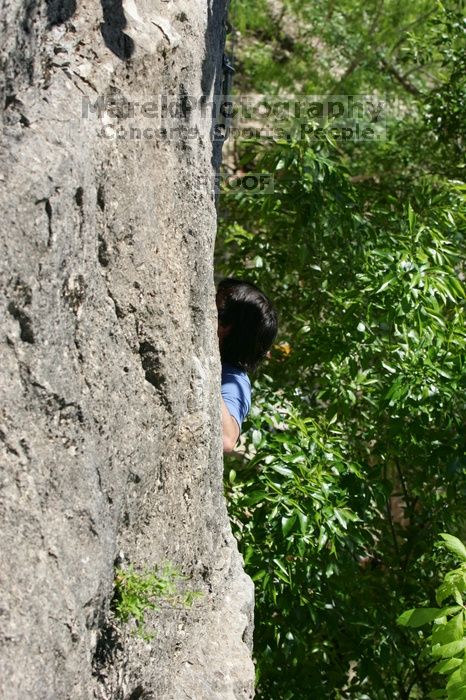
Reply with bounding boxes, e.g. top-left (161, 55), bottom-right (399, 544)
top-left (252, 429), bottom-right (263, 447)
top-left (432, 614), bottom-right (464, 647)
top-left (398, 608), bottom-right (453, 628)
top-left (432, 639), bottom-right (466, 659)
top-left (433, 658), bottom-right (463, 675)
top-left (281, 514), bottom-right (297, 537)
top-left (408, 203), bottom-right (416, 232)
top-left (446, 686), bottom-right (466, 700)
top-left (252, 569), bottom-right (267, 582)
top-left (270, 463), bottom-right (294, 477)
top-left (243, 490), bottom-right (268, 506)
top-left (446, 673), bottom-right (466, 698)
top-left (273, 558), bottom-right (290, 583)
top-left (376, 275), bottom-right (396, 294)
top-left (334, 509), bottom-right (348, 530)
top-left (437, 579), bottom-right (465, 606)
top-left (297, 510), bottom-right (309, 535)
top-left (440, 534), bottom-right (466, 562)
